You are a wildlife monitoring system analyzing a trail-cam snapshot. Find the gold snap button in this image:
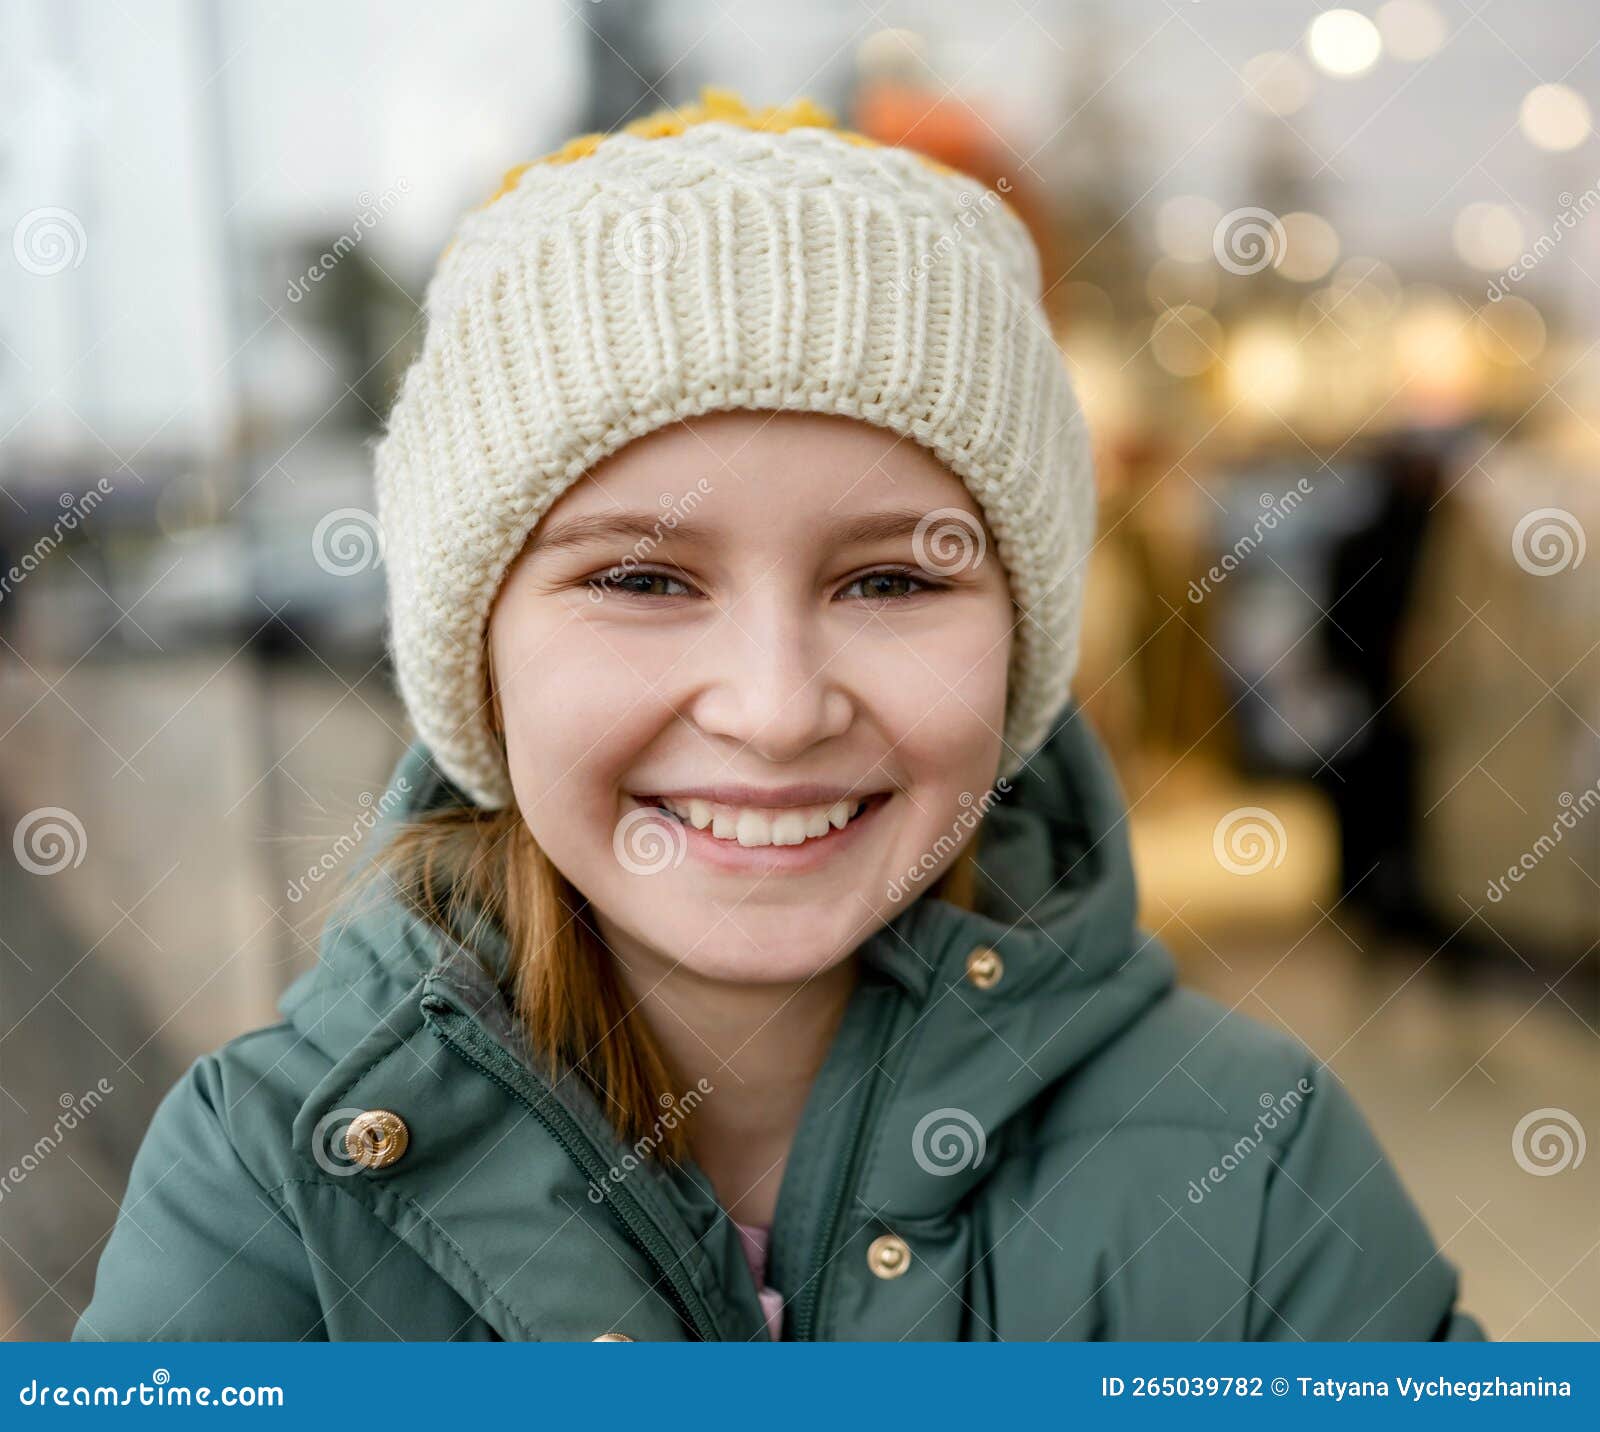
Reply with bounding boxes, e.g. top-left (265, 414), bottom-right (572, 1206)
top-left (592, 1332), bottom-right (633, 1342)
top-left (867, 1232), bottom-right (911, 1280)
top-left (344, 1109), bottom-right (409, 1170)
top-left (965, 945), bottom-right (1003, 990)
